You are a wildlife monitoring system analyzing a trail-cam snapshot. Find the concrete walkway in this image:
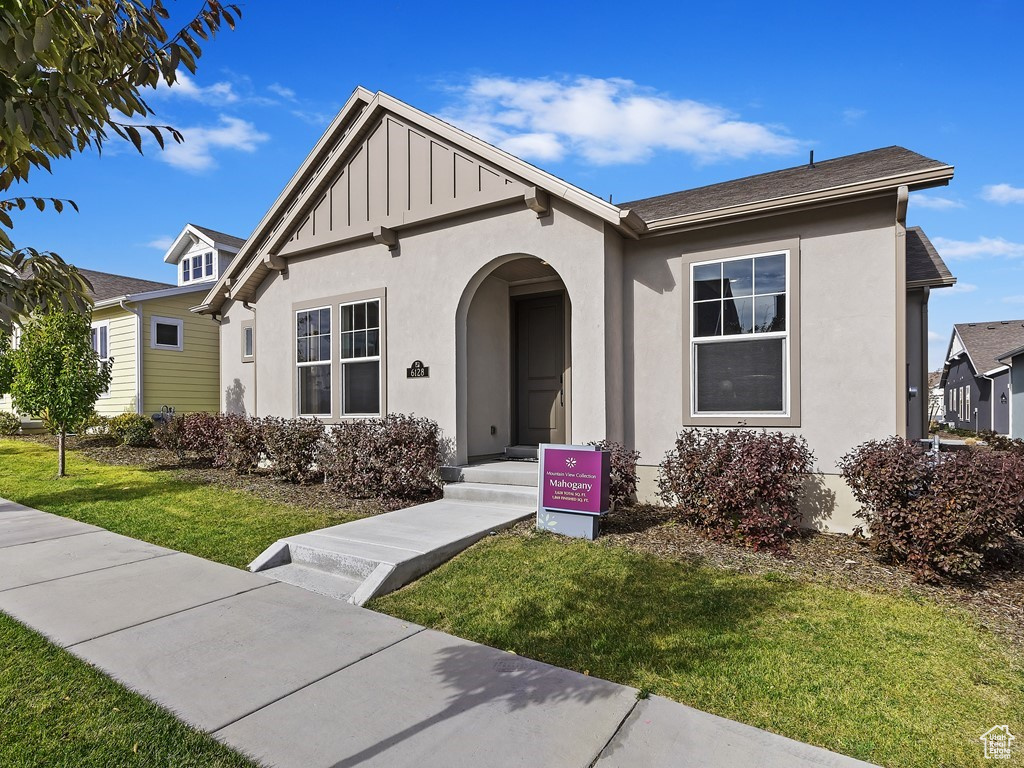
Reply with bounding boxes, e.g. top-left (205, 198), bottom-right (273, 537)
top-left (0, 497), bottom-right (877, 768)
